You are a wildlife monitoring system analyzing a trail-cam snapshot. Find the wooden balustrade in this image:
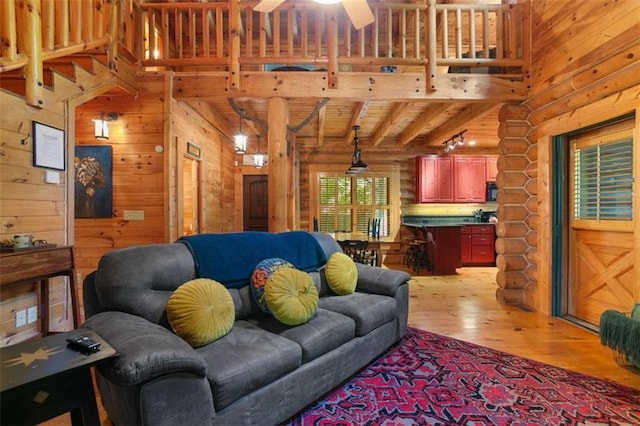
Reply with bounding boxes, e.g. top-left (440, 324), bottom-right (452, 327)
top-left (1, 0), bottom-right (528, 105)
